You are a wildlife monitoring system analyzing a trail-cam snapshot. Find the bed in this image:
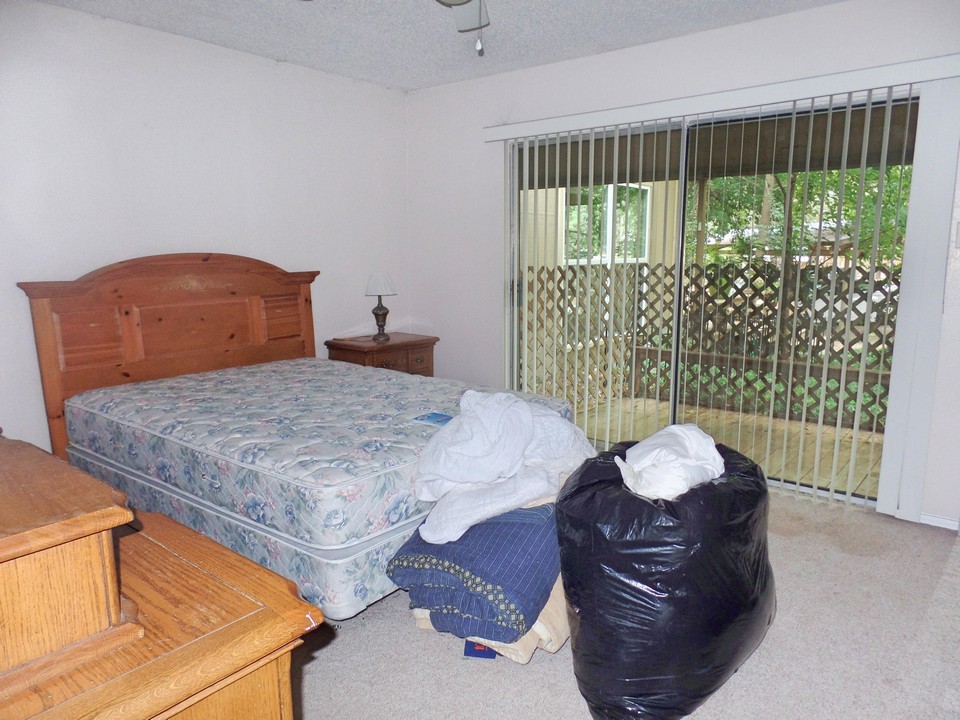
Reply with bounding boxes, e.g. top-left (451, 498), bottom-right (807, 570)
top-left (18, 253), bottom-right (570, 620)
